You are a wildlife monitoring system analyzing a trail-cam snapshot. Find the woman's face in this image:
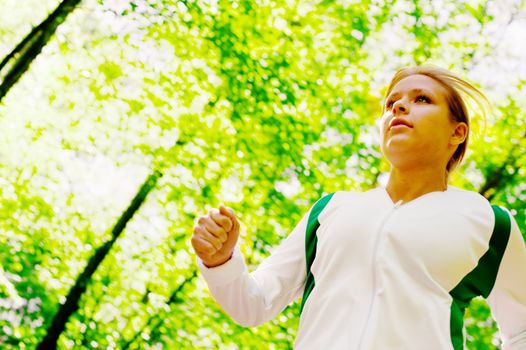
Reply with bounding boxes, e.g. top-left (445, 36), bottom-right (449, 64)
top-left (380, 74), bottom-right (466, 171)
